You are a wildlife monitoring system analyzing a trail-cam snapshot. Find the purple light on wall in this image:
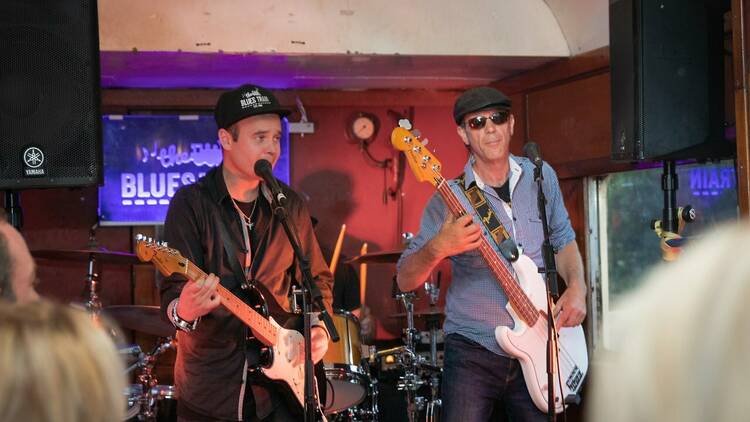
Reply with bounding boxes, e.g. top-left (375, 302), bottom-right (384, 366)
top-left (100, 51), bottom-right (333, 89)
